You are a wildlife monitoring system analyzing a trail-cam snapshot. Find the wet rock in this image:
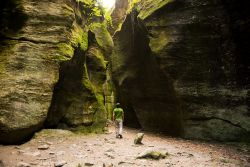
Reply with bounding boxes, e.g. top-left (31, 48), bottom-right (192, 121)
top-left (137, 149), bottom-right (169, 160)
top-left (38, 144), bottom-right (49, 150)
top-left (134, 133), bottom-right (144, 144)
top-left (54, 160), bottom-right (67, 167)
top-left (16, 162), bottom-right (31, 167)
